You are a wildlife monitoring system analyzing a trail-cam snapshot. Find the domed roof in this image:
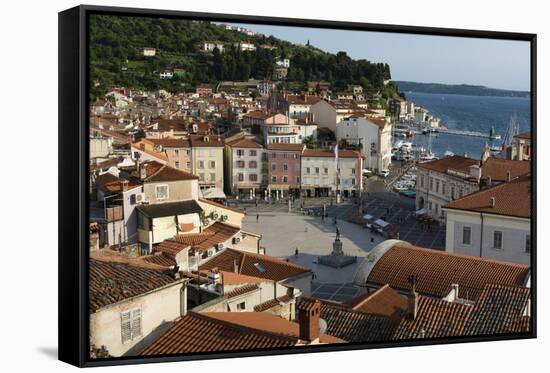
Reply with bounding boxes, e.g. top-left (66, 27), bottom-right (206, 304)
top-left (353, 240), bottom-right (410, 287)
